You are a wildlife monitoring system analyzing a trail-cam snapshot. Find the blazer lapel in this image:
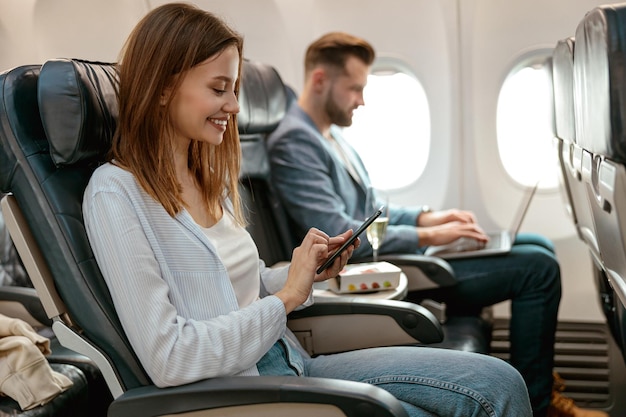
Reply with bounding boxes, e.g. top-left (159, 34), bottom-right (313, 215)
top-left (332, 133), bottom-right (370, 192)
